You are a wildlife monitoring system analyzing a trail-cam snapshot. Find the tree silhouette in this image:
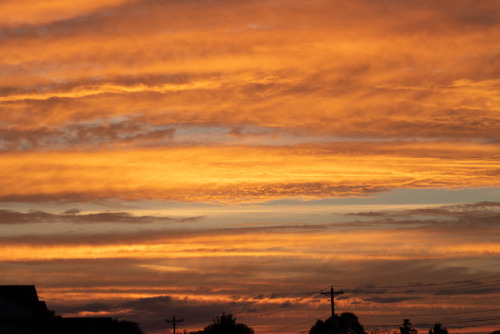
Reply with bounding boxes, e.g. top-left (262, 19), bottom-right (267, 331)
top-left (110, 319), bottom-right (144, 334)
top-left (429, 323), bottom-right (448, 334)
top-left (190, 313), bottom-right (254, 334)
top-left (309, 312), bottom-right (366, 334)
top-left (400, 319), bottom-right (418, 334)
